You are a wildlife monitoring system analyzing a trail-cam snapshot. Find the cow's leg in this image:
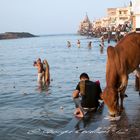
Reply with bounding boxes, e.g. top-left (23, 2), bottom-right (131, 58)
top-left (134, 67), bottom-right (140, 95)
top-left (135, 75), bottom-right (139, 91)
top-left (116, 94), bottom-right (120, 113)
top-left (120, 92), bottom-right (125, 112)
top-left (119, 74), bottom-right (128, 112)
top-left (137, 71), bottom-right (140, 95)
top-left (119, 74), bottom-right (128, 91)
